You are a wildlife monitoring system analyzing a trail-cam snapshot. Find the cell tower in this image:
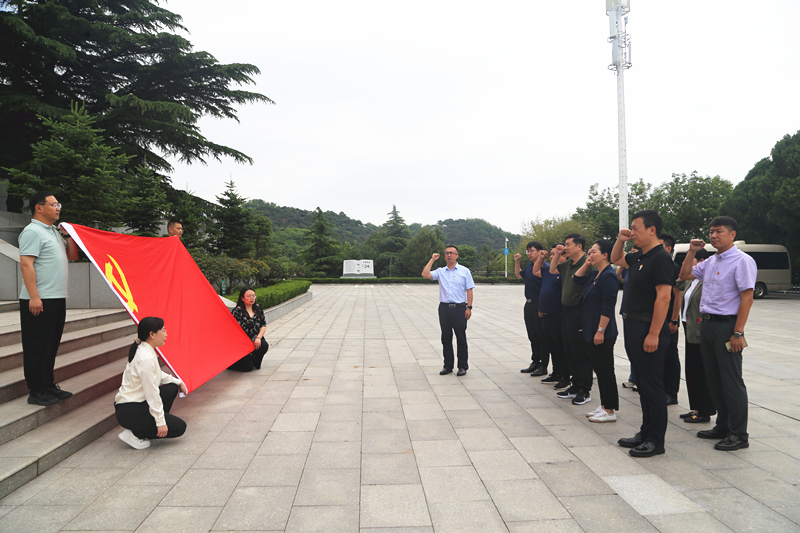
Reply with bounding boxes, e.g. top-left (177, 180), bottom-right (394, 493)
top-left (606, 0), bottom-right (632, 231)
